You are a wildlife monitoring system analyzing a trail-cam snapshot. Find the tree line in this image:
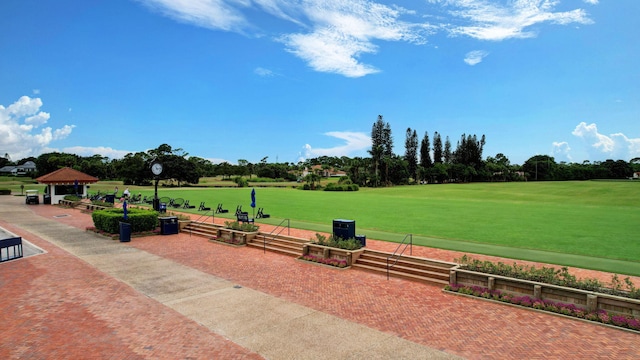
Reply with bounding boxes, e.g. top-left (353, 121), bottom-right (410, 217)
top-left (2, 116), bottom-right (639, 186)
